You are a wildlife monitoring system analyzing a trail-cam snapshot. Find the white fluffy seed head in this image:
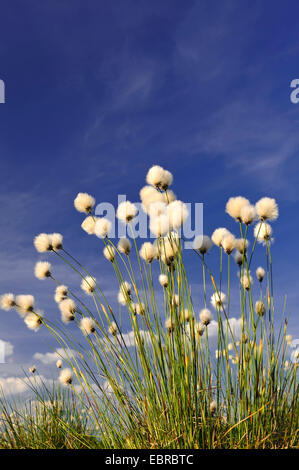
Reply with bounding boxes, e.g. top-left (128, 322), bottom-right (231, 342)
top-left (241, 273), bottom-right (252, 290)
top-left (34, 233), bottom-right (52, 253)
top-left (81, 276), bottom-right (96, 295)
top-left (80, 317), bottom-right (96, 336)
top-left (165, 317), bottom-right (175, 333)
top-left (117, 238), bottom-right (131, 255)
top-left (234, 251), bottom-right (243, 266)
top-left (195, 322), bottom-right (205, 337)
top-left (74, 192), bottom-right (95, 214)
top-left (54, 285), bottom-right (68, 303)
top-left (16, 295), bottom-right (35, 316)
top-left (59, 368), bottom-right (73, 386)
top-left (133, 302), bottom-right (145, 316)
top-left (240, 205), bottom-right (256, 225)
top-left (160, 235), bottom-right (179, 261)
top-left (199, 308), bottom-right (212, 326)
top-left (167, 200), bottom-right (189, 230)
top-left (148, 201), bottom-right (167, 219)
top-left (34, 261), bottom-right (51, 280)
top-left (211, 228), bottom-right (230, 247)
top-left (24, 312), bottom-right (42, 332)
top-left (254, 222), bottom-right (273, 243)
top-left (256, 267), bottom-right (265, 282)
top-left (81, 216), bottom-right (98, 235)
top-left (50, 233), bottom-right (63, 251)
top-left (103, 245), bottom-right (115, 262)
top-left (0, 293), bottom-right (15, 311)
top-left (255, 301), bottom-right (265, 317)
top-left (108, 321), bottom-right (117, 336)
top-left (211, 292), bottom-right (226, 309)
top-left (56, 359), bottom-right (62, 369)
top-left (181, 308), bottom-right (191, 323)
top-left (120, 281), bottom-right (131, 295)
top-left (94, 218), bottom-right (111, 238)
top-left (140, 242), bottom-right (157, 263)
top-left (140, 186), bottom-right (165, 214)
top-left (59, 299), bottom-right (75, 323)
top-left (221, 233), bottom-right (236, 254)
top-left (235, 238), bottom-right (249, 254)
top-left (117, 201), bottom-right (138, 223)
top-left (255, 197), bottom-right (278, 221)
top-left (286, 334), bottom-right (292, 345)
top-left (150, 213), bottom-right (171, 237)
top-left (226, 196), bottom-right (250, 221)
top-left (210, 400), bottom-right (217, 414)
top-left (146, 165), bottom-right (173, 190)
top-left (193, 235), bottom-right (212, 255)
top-left (159, 274), bottom-right (168, 287)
